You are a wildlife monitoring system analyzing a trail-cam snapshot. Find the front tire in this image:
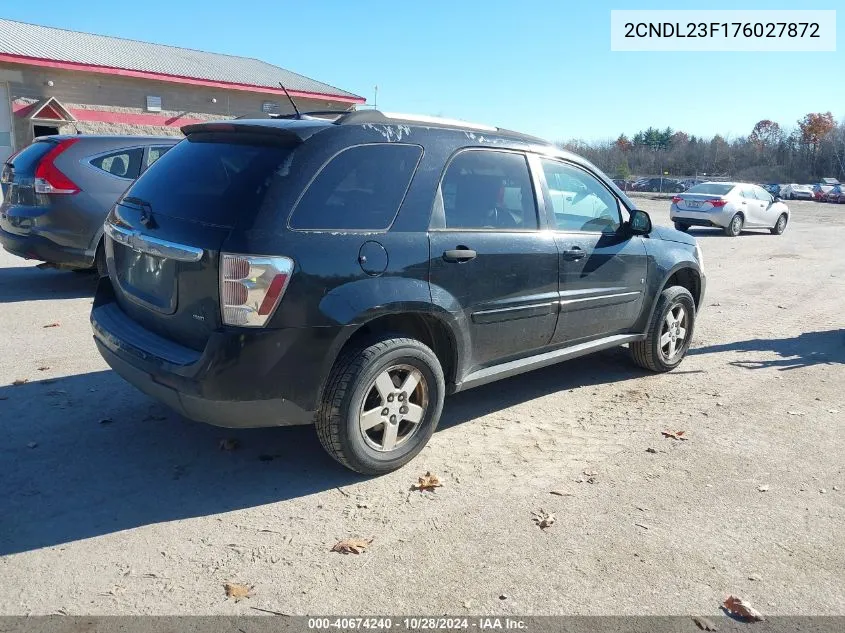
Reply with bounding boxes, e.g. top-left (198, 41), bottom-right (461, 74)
top-left (674, 222), bottom-right (690, 232)
top-left (724, 213), bottom-right (743, 237)
top-left (770, 213), bottom-right (788, 235)
top-left (316, 336), bottom-right (445, 475)
top-left (631, 286), bottom-right (696, 372)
